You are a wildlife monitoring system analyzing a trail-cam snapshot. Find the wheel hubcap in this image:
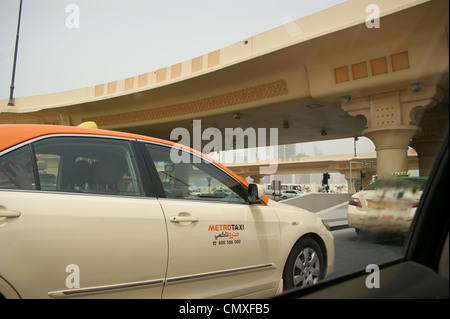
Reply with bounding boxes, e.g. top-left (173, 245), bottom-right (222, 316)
top-left (293, 247), bottom-right (320, 288)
